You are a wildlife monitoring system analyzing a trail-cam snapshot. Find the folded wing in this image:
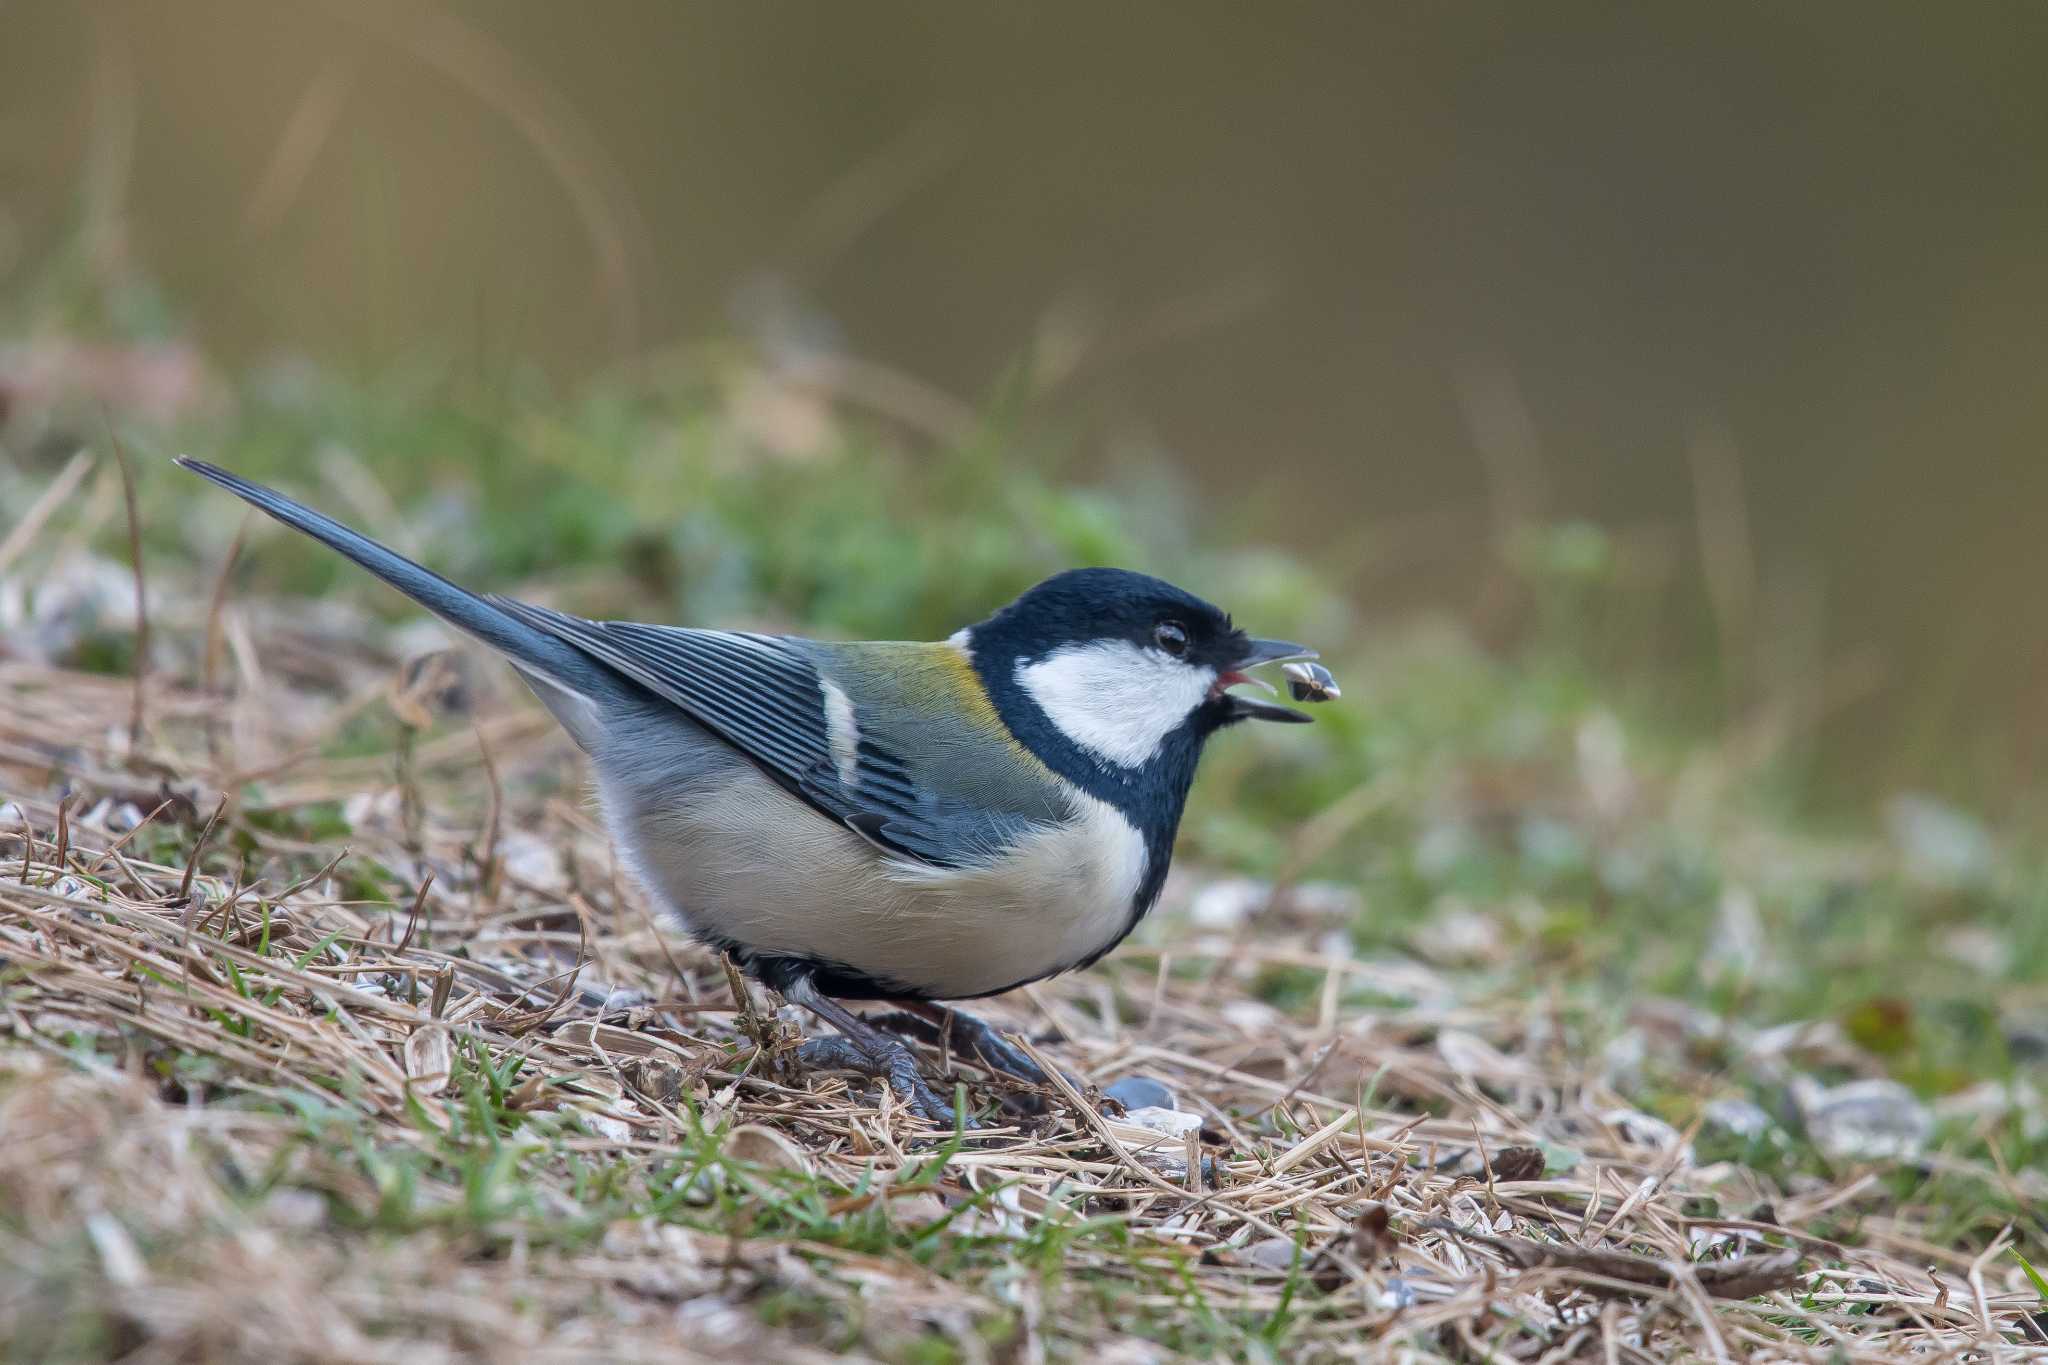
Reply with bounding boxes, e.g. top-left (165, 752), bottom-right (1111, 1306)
top-left (489, 598), bottom-right (1063, 869)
